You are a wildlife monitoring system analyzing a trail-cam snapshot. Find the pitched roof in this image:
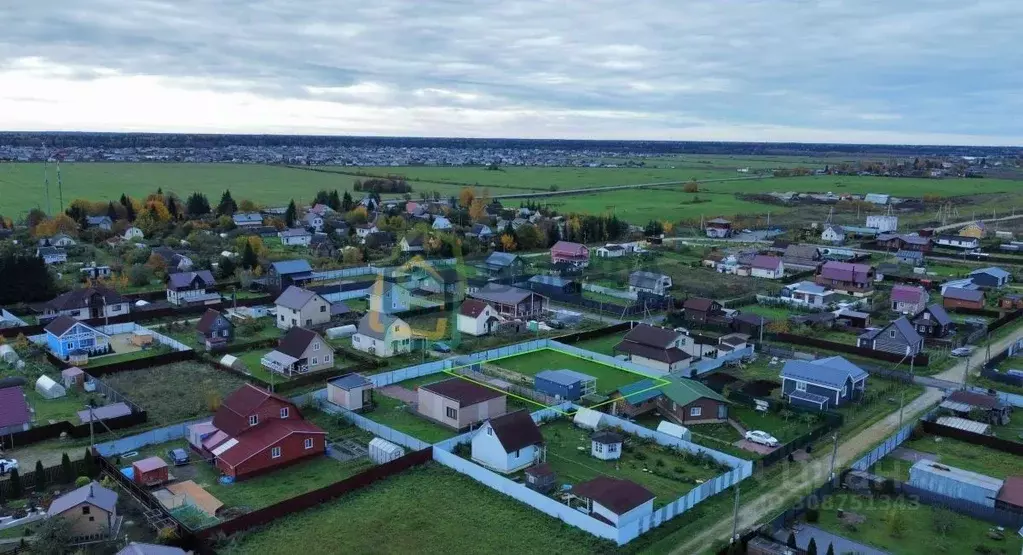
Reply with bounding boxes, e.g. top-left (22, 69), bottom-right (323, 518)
top-left (891, 285), bottom-right (927, 304)
top-left (470, 283), bottom-right (539, 306)
top-left (270, 259), bottom-right (313, 276)
top-left (858, 316), bottom-right (922, 345)
top-left (214, 383), bottom-right (297, 436)
top-left (614, 340), bottom-right (690, 364)
top-left (274, 286), bottom-right (323, 310)
top-left (458, 299), bottom-right (493, 318)
top-left (279, 228), bottom-right (312, 238)
top-left (483, 252), bottom-right (520, 268)
top-left (913, 304), bottom-right (952, 327)
top-left (48, 482), bottom-right (117, 516)
top-left (615, 379), bottom-right (663, 405)
top-left (818, 261), bottom-right (873, 283)
top-left (196, 308), bottom-right (229, 334)
top-left (133, 456), bottom-right (168, 473)
top-left (970, 267), bottom-right (1011, 279)
top-left (948, 390), bottom-right (1003, 410)
top-left (357, 312), bottom-right (406, 341)
top-left (485, 410), bottom-right (544, 452)
top-left (551, 241), bottom-right (588, 255)
top-left (167, 270), bottom-right (215, 290)
top-left (276, 327), bottom-right (321, 359)
top-left (997, 476), bottom-right (1023, 508)
top-left (328, 373), bottom-right (373, 390)
top-left (621, 324), bottom-right (679, 348)
top-left (786, 280), bottom-right (828, 295)
top-left (943, 287), bottom-right (984, 302)
top-left (592, 431), bottom-right (623, 445)
top-left (420, 378), bottom-right (504, 406)
top-left (572, 477), bottom-right (655, 514)
top-left (780, 357), bottom-right (867, 389)
top-left (683, 297), bottom-right (717, 312)
top-left (44, 286), bottom-right (126, 312)
top-left (117, 543), bottom-right (187, 555)
top-left (216, 418), bottom-right (325, 468)
top-left (895, 249), bottom-right (923, 260)
top-left (528, 275), bottom-right (574, 288)
top-left (628, 271), bottom-right (669, 290)
top-left (732, 313), bottom-right (770, 326)
top-left (660, 378), bottom-right (727, 406)
top-left (752, 255), bottom-right (782, 271)
top-left (0, 386), bottom-right (30, 429)
top-left (536, 369), bottom-right (596, 386)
